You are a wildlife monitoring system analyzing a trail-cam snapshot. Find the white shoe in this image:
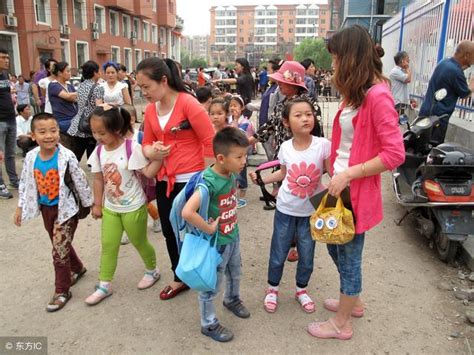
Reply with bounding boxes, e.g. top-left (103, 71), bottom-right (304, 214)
top-left (153, 219), bottom-right (162, 233)
top-left (121, 234), bottom-right (130, 245)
